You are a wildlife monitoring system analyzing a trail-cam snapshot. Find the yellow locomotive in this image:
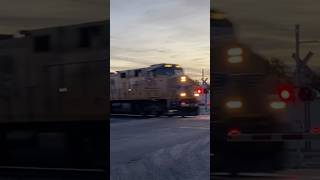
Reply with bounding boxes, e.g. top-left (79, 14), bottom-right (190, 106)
top-left (110, 63), bottom-right (200, 116)
top-left (211, 9), bottom-right (290, 132)
top-left (0, 20), bottom-right (108, 170)
top-left (212, 9), bottom-right (291, 173)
